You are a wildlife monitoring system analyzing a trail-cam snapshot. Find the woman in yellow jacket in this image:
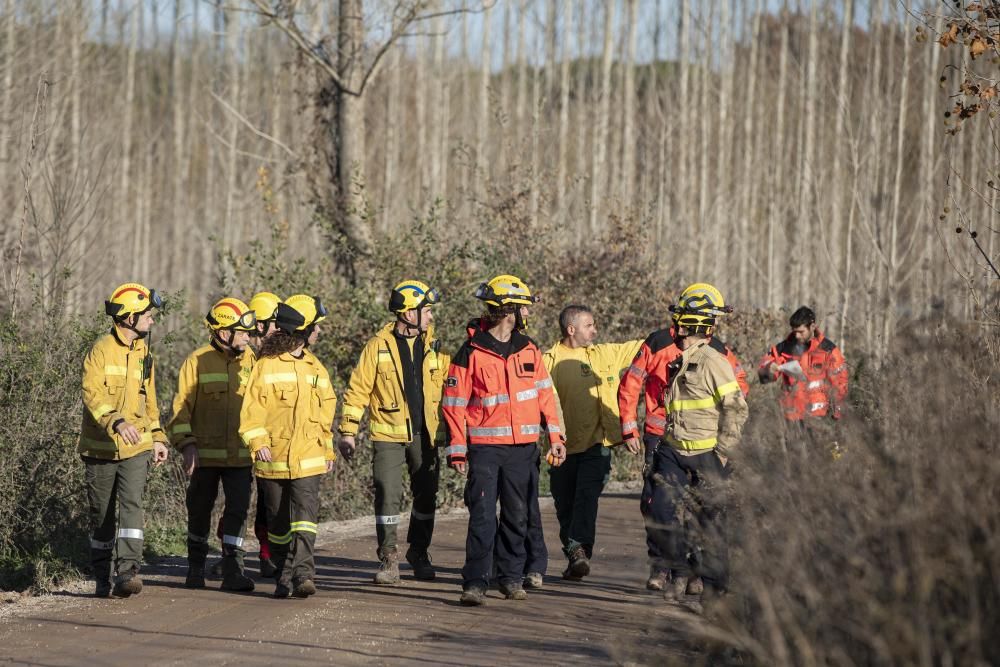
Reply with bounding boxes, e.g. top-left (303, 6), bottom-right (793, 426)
top-left (239, 294), bottom-right (337, 599)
